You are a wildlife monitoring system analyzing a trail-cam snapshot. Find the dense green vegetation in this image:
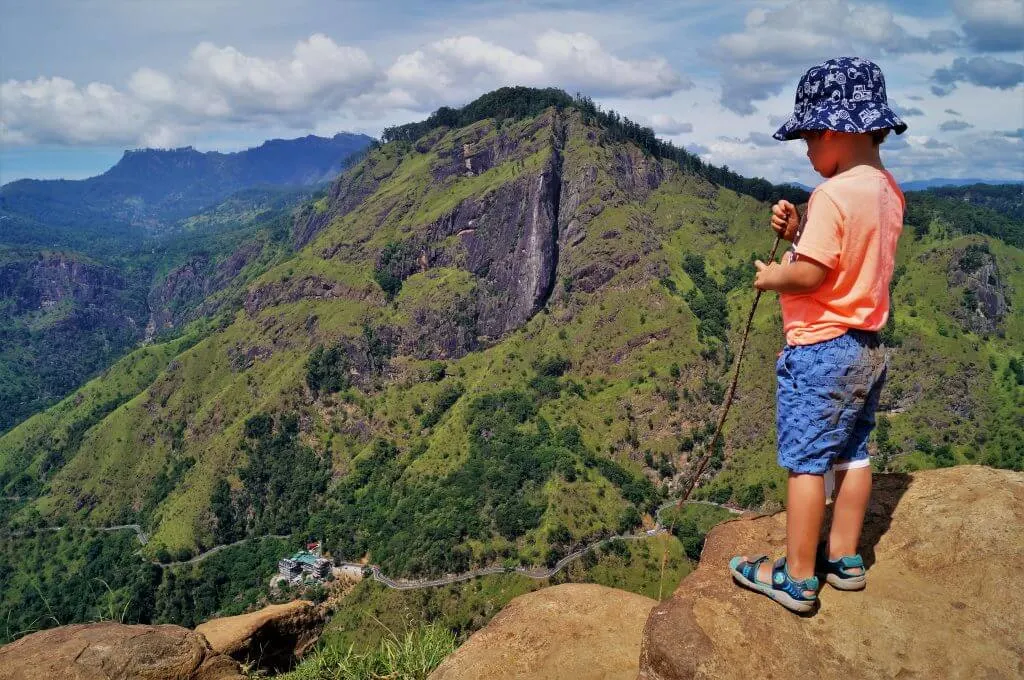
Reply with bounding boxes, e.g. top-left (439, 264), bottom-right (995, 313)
top-left (905, 188), bottom-right (1024, 247)
top-left (211, 413), bottom-right (330, 543)
top-left (922, 183), bottom-right (1023, 221)
top-left (319, 533), bottom-right (689, 656)
top-left (310, 376), bottom-right (655, 576)
top-left (0, 528), bottom-right (297, 643)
